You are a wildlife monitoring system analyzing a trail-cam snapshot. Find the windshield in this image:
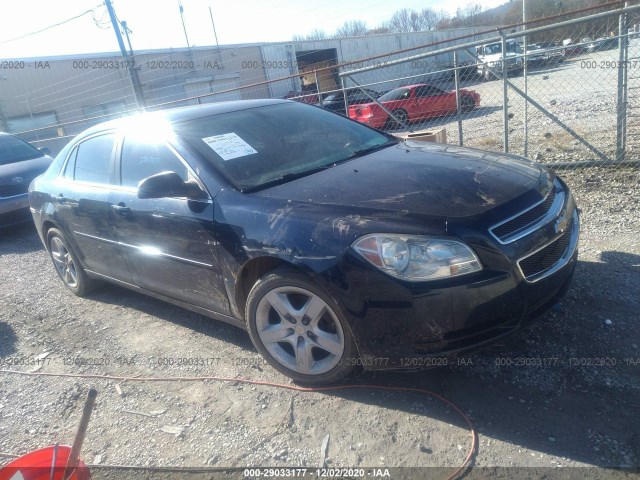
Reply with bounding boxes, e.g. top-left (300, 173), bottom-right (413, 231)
top-left (484, 42), bottom-right (520, 55)
top-left (0, 134), bottom-right (43, 166)
top-left (378, 88), bottom-right (410, 102)
top-left (484, 43), bottom-right (502, 55)
top-left (174, 102), bottom-right (395, 191)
